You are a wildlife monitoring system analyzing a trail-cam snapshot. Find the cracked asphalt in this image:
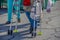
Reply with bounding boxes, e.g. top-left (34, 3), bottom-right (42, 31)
top-left (0, 1), bottom-right (60, 40)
